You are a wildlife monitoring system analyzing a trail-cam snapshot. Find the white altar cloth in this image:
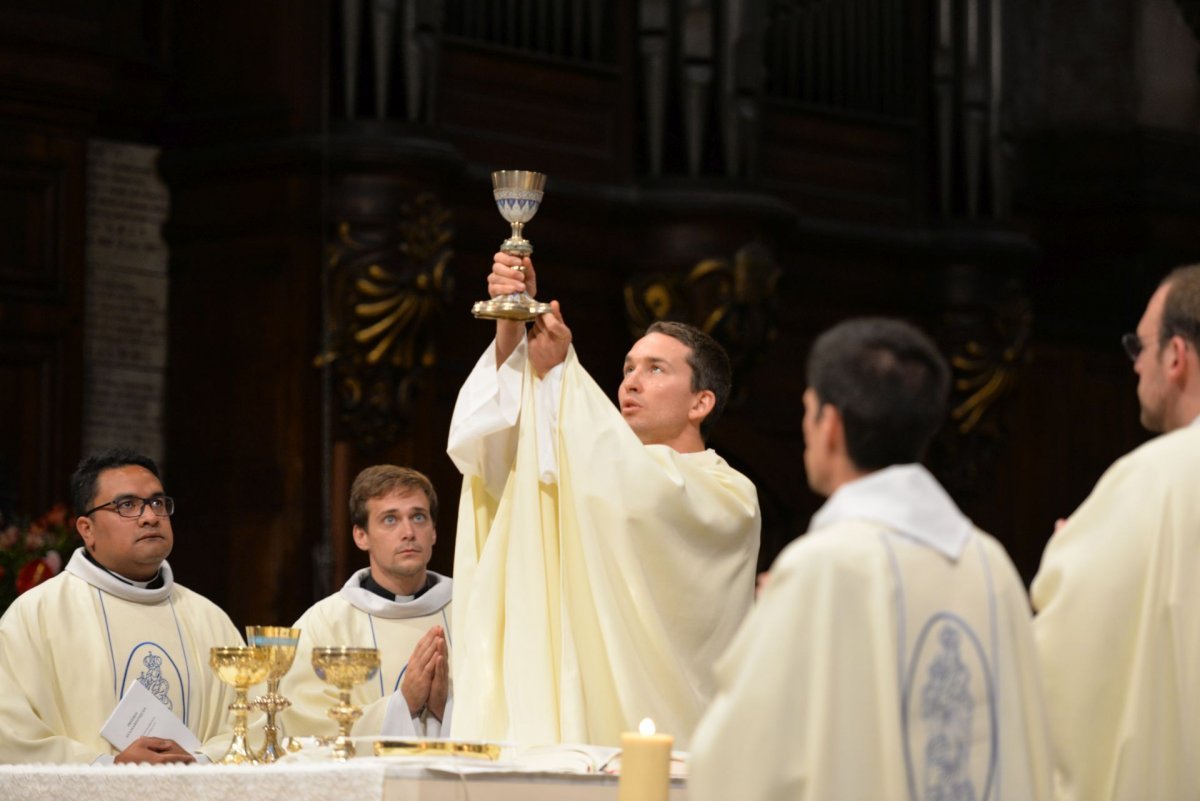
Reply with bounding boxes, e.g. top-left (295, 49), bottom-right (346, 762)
top-left (0, 757), bottom-right (689, 801)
